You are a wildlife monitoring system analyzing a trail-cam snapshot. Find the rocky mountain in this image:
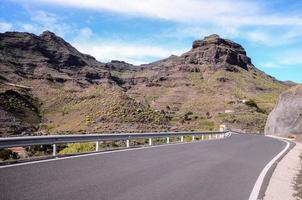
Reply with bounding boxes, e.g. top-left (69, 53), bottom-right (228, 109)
top-left (115, 34), bottom-right (289, 132)
top-left (265, 85), bottom-right (302, 136)
top-left (0, 31), bottom-right (168, 136)
top-left (0, 31), bottom-right (290, 136)
top-left (0, 31), bottom-right (112, 84)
